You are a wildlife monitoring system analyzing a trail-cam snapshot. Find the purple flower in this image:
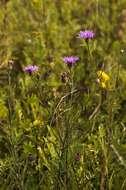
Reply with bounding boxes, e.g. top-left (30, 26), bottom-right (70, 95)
top-left (78, 30), bottom-right (95, 39)
top-left (24, 65), bottom-right (39, 73)
top-left (62, 56), bottom-right (79, 67)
